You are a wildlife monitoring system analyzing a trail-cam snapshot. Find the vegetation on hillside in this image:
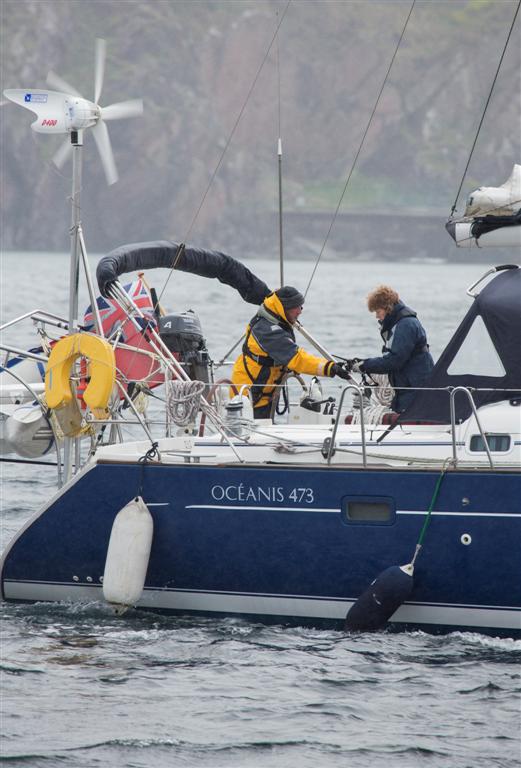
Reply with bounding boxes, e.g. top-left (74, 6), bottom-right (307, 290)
top-left (1, 0), bottom-right (519, 253)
